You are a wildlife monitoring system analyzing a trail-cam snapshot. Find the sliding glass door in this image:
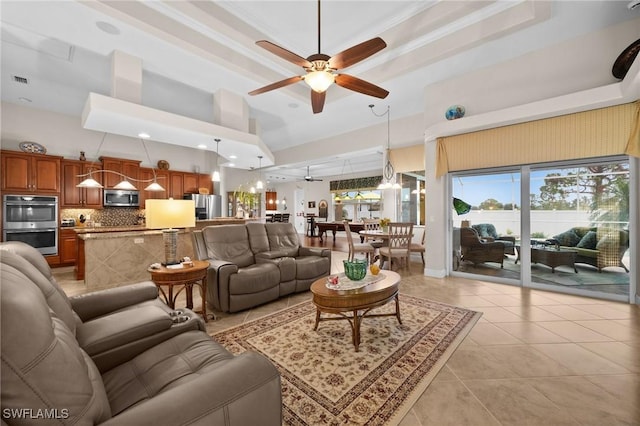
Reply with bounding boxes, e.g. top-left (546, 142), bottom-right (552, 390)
top-left (451, 157), bottom-right (631, 301)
